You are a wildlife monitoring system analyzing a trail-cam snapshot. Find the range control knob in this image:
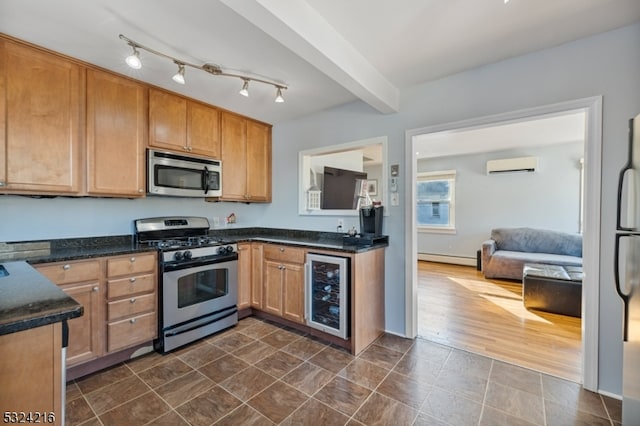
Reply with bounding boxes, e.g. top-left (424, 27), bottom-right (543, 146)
top-left (174, 251), bottom-right (184, 261)
top-left (183, 250), bottom-right (193, 260)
